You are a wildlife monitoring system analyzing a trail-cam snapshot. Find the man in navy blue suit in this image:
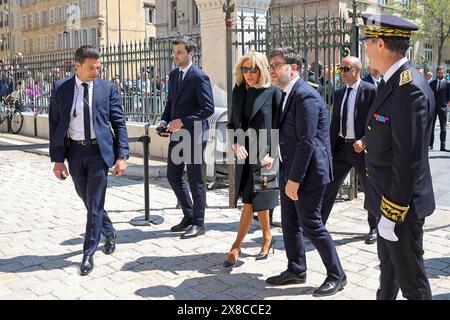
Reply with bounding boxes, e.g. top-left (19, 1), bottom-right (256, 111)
top-left (265, 48), bottom-right (346, 297)
top-left (158, 37), bottom-right (214, 239)
top-left (429, 65), bottom-right (450, 151)
top-left (321, 56), bottom-right (378, 244)
top-left (362, 63), bottom-right (382, 87)
top-left (49, 46), bottom-right (129, 276)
